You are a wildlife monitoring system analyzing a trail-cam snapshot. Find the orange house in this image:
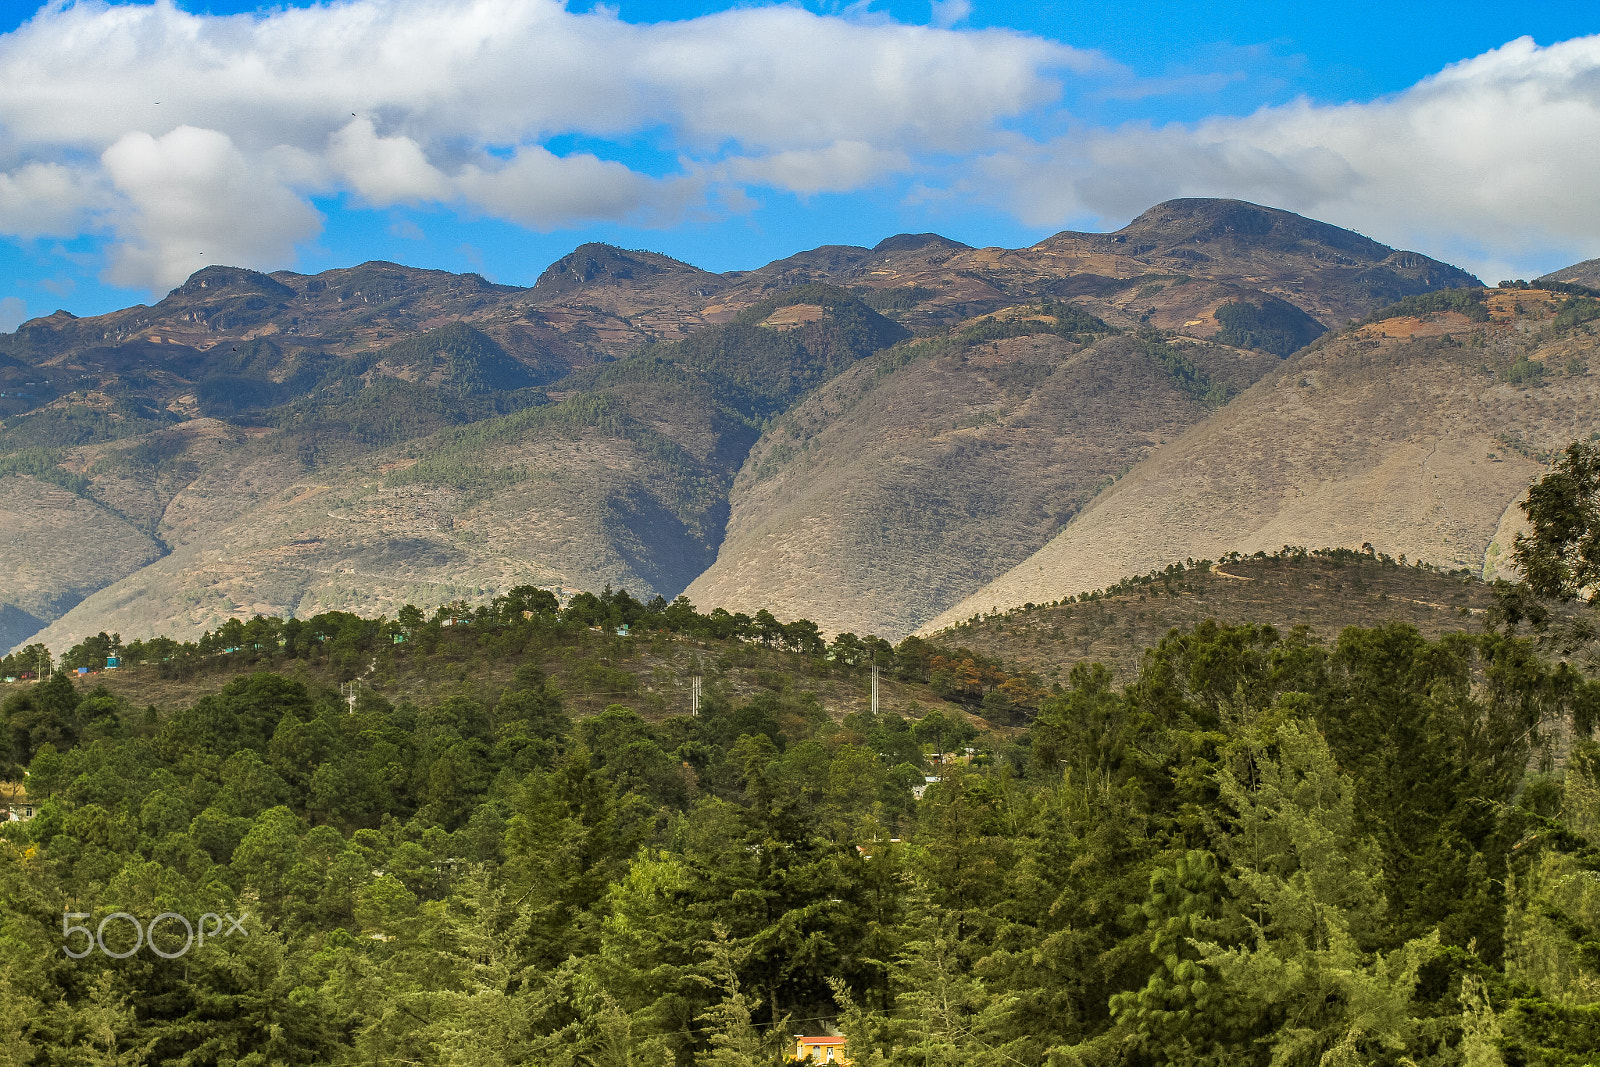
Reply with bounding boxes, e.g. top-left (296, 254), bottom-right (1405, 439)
top-left (793, 1036), bottom-right (848, 1063)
